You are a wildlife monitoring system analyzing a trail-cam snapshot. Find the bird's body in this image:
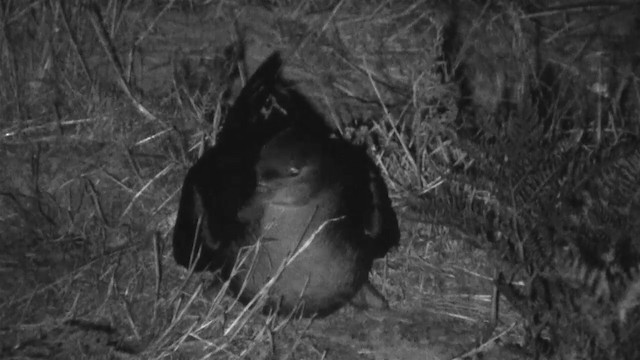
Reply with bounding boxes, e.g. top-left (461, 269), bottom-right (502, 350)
top-left (172, 52), bottom-right (399, 317)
